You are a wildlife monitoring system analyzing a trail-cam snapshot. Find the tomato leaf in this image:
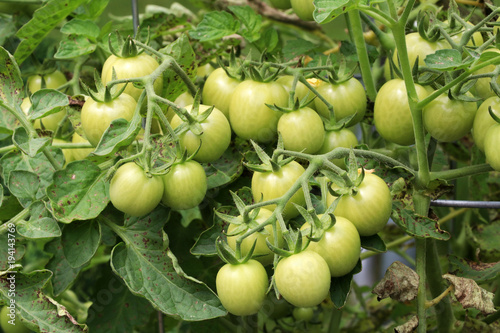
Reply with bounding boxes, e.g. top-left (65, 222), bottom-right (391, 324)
top-left (8, 170), bottom-right (40, 200)
top-left (61, 220), bottom-right (101, 268)
top-left (47, 160), bottom-right (110, 223)
top-left (394, 316), bottom-right (419, 333)
top-left (448, 255), bottom-right (500, 283)
top-left (60, 19), bottom-right (100, 38)
top-left (12, 127), bottom-right (52, 158)
top-left (45, 238), bottom-right (83, 297)
top-left (465, 219), bottom-right (500, 262)
top-left (55, 34), bottom-right (97, 59)
top-left (372, 261), bottom-right (419, 302)
top-left (28, 88), bottom-right (69, 120)
top-left (17, 201), bottom-right (61, 238)
top-left (204, 139), bottom-right (245, 189)
top-left (424, 49), bottom-right (473, 71)
top-left (360, 234), bottom-right (387, 253)
top-left (443, 273), bottom-right (495, 314)
top-left (330, 259), bottom-right (361, 308)
top-left (0, 270), bottom-right (88, 332)
top-left (229, 5), bottom-right (262, 42)
top-left (92, 114), bottom-right (142, 157)
top-left (0, 46), bottom-right (23, 108)
top-left (189, 10), bottom-right (240, 42)
top-left (110, 207), bottom-right (227, 320)
top-left (0, 232), bottom-right (25, 271)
